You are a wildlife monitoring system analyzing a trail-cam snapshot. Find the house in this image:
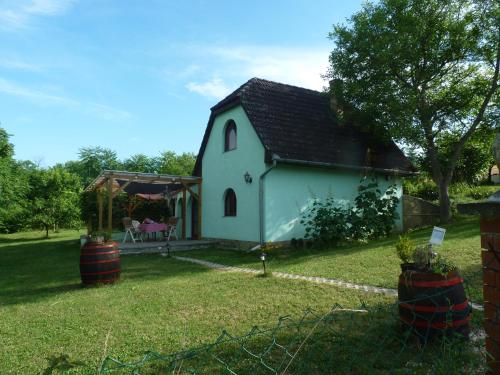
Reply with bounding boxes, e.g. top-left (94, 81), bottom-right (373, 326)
top-left (174, 78), bottom-right (416, 246)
